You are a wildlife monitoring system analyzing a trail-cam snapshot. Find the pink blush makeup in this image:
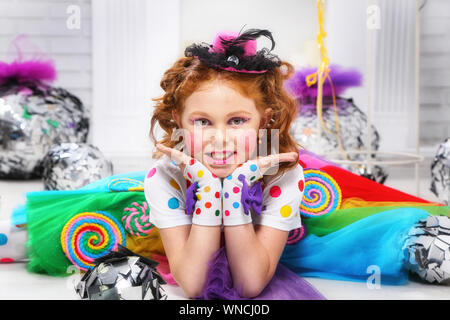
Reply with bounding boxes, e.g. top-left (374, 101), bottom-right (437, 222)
top-left (237, 130), bottom-right (257, 159)
top-left (185, 131), bottom-right (203, 157)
